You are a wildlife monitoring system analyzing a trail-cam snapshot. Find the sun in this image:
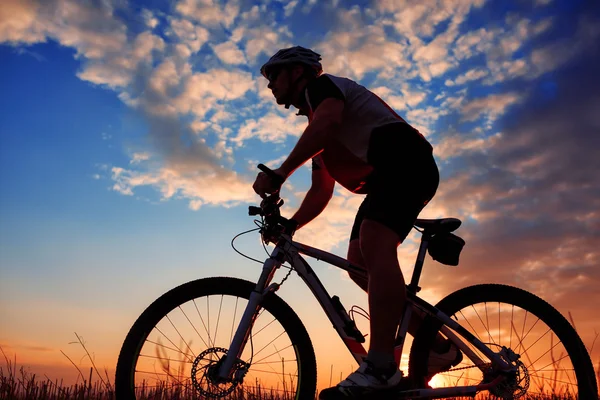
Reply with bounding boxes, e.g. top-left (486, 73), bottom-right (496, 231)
top-left (428, 374), bottom-right (447, 388)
